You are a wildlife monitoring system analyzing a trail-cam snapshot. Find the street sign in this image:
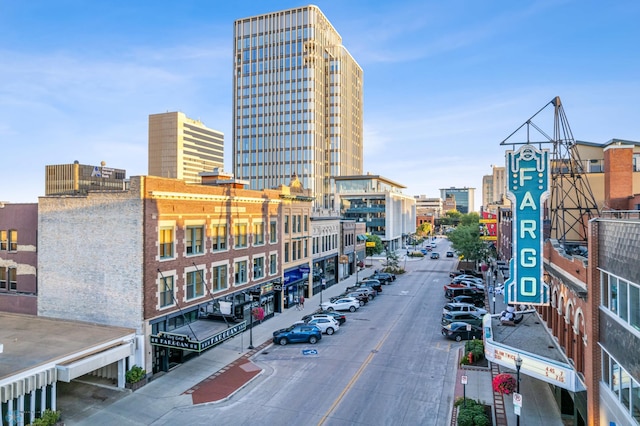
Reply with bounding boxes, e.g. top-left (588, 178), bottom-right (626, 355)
top-left (466, 324), bottom-right (472, 331)
top-left (513, 392), bottom-right (523, 407)
top-left (302, 349), bottom-right (318, 355)
top-left (461, 375), bottom-right (468, 385)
